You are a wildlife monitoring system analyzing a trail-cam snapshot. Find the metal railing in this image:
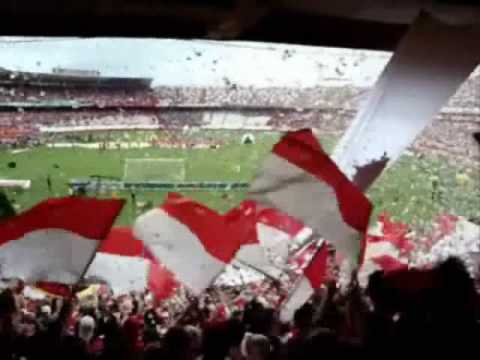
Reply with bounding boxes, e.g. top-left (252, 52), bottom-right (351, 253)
top-left (69, 179), bottom-right (249, 192)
